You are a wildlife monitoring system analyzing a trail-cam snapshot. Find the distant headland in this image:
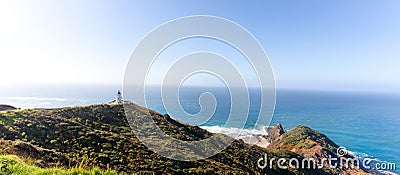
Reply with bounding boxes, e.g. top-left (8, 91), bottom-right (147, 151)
top-left (0, 104), bottom-right (18, 111)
